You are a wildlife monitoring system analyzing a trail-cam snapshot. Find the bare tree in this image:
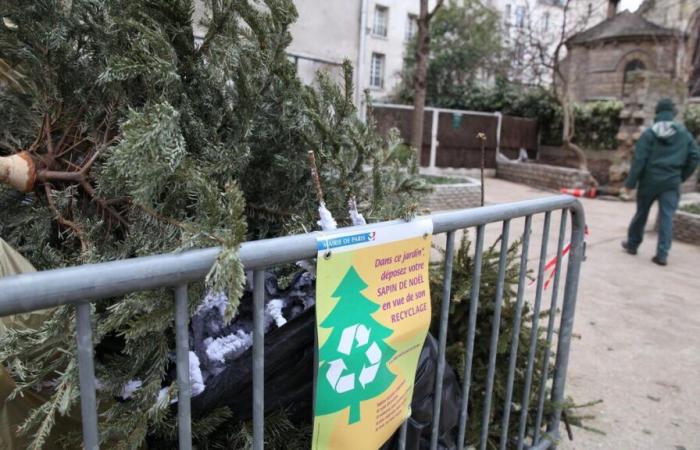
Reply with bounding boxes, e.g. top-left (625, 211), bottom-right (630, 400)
top-left (516, 0), bottom-right (599, 171)
top-left (410, 0), bottom-right (445, 162)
